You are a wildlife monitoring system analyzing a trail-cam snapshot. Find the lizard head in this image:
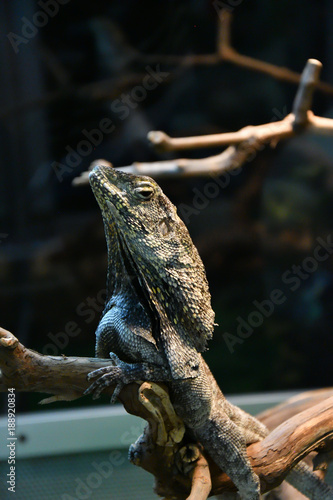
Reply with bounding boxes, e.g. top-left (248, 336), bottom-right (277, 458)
top-left (89, 164), bottom-right (215, 350)
top-left (89, 164), bottom-right (186, 253)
